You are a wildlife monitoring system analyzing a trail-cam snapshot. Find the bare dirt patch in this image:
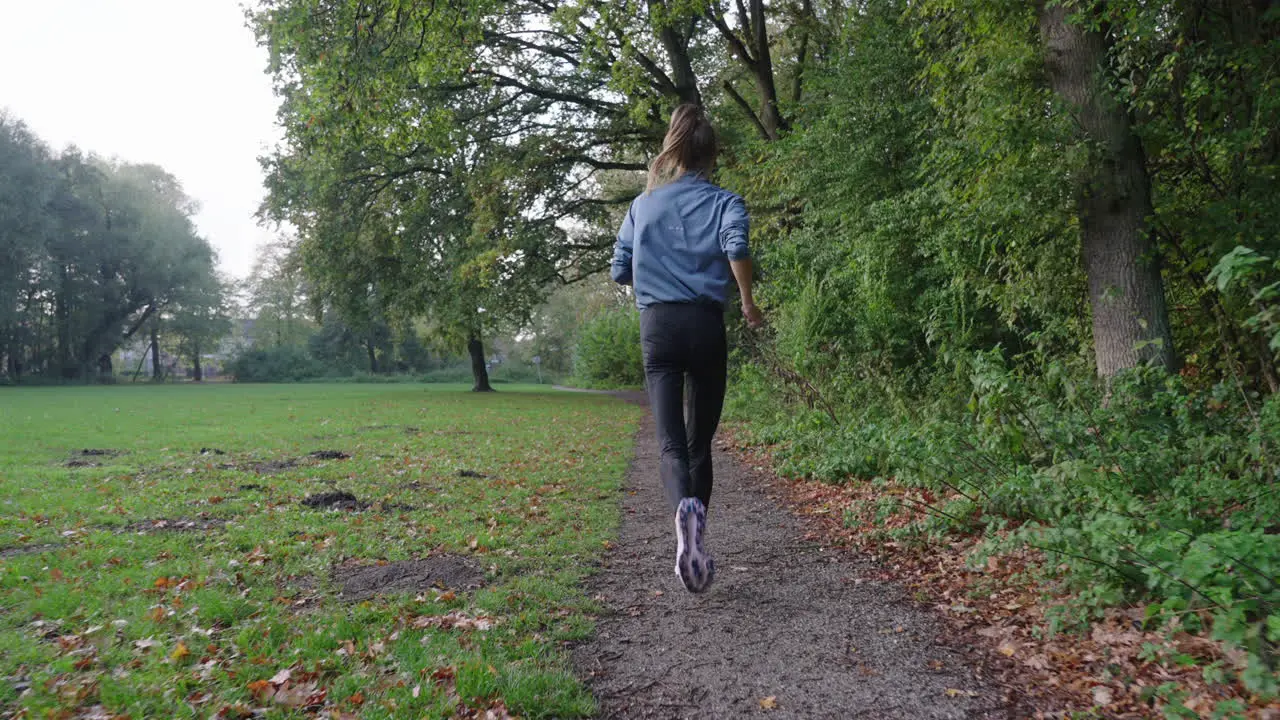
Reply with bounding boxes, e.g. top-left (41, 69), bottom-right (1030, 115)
top-left (300, 491), bottom-right (366, 511)
top-left (333, 557), bottom-right (485, 601)
top-left (0, 543), bottom-right (63, 559)
top-left (63, 448), bottom-right (126, 468)
top-left (223, 450), bottom-right (351, 474)
top-left (124, 517), bottom-right (227, 534)
top-left (358, 424), bottom-right (422, 435)
top-left (248, 458), bottom-right (299, 474)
